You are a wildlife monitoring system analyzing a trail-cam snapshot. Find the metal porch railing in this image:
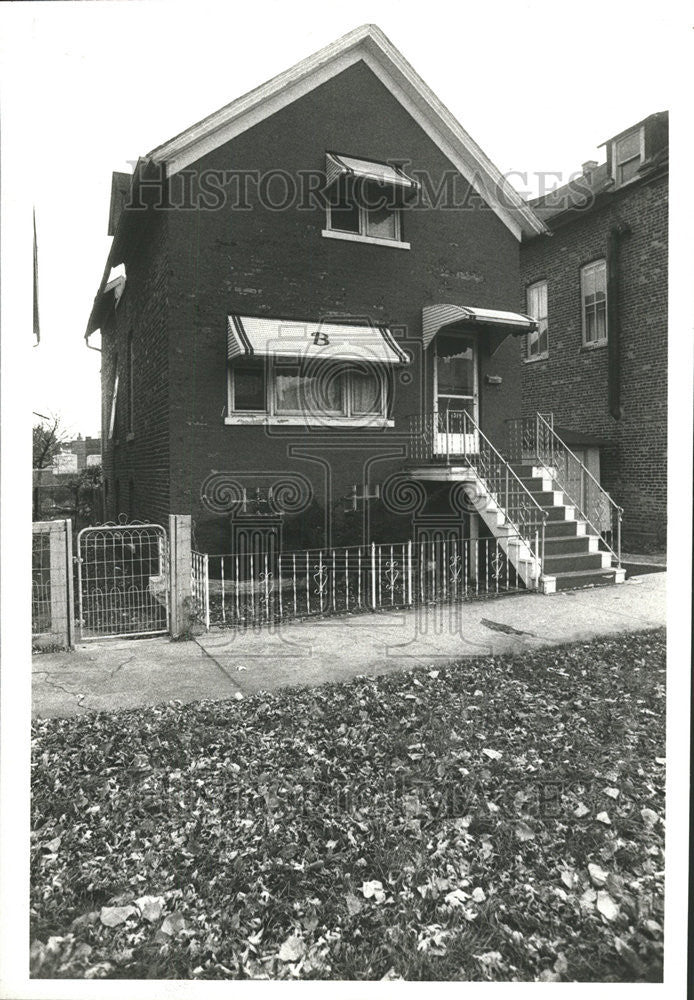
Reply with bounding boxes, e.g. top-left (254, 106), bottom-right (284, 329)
top-left (506, 413), bottom-right (623, 567)
top-left (408, 410), bottom-right (547, 570)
